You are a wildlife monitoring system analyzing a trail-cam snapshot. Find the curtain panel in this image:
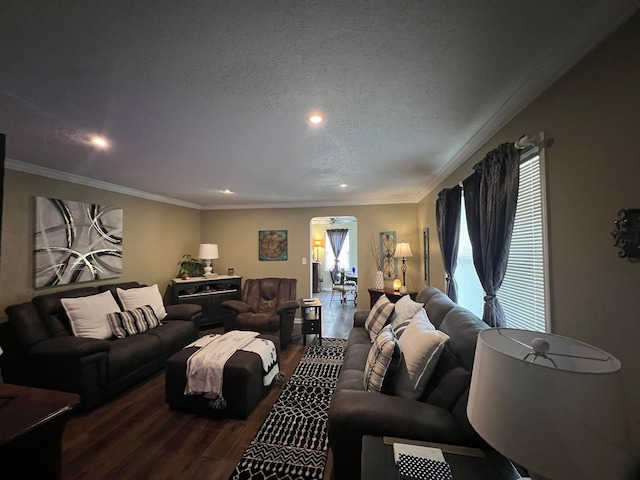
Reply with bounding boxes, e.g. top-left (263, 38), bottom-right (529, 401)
top-left (435, 185), bottom-right (462, 302)
top-left (462, 143), bottom-right (519, 327)
top-left (327, 228), bottom-right (349, 269)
